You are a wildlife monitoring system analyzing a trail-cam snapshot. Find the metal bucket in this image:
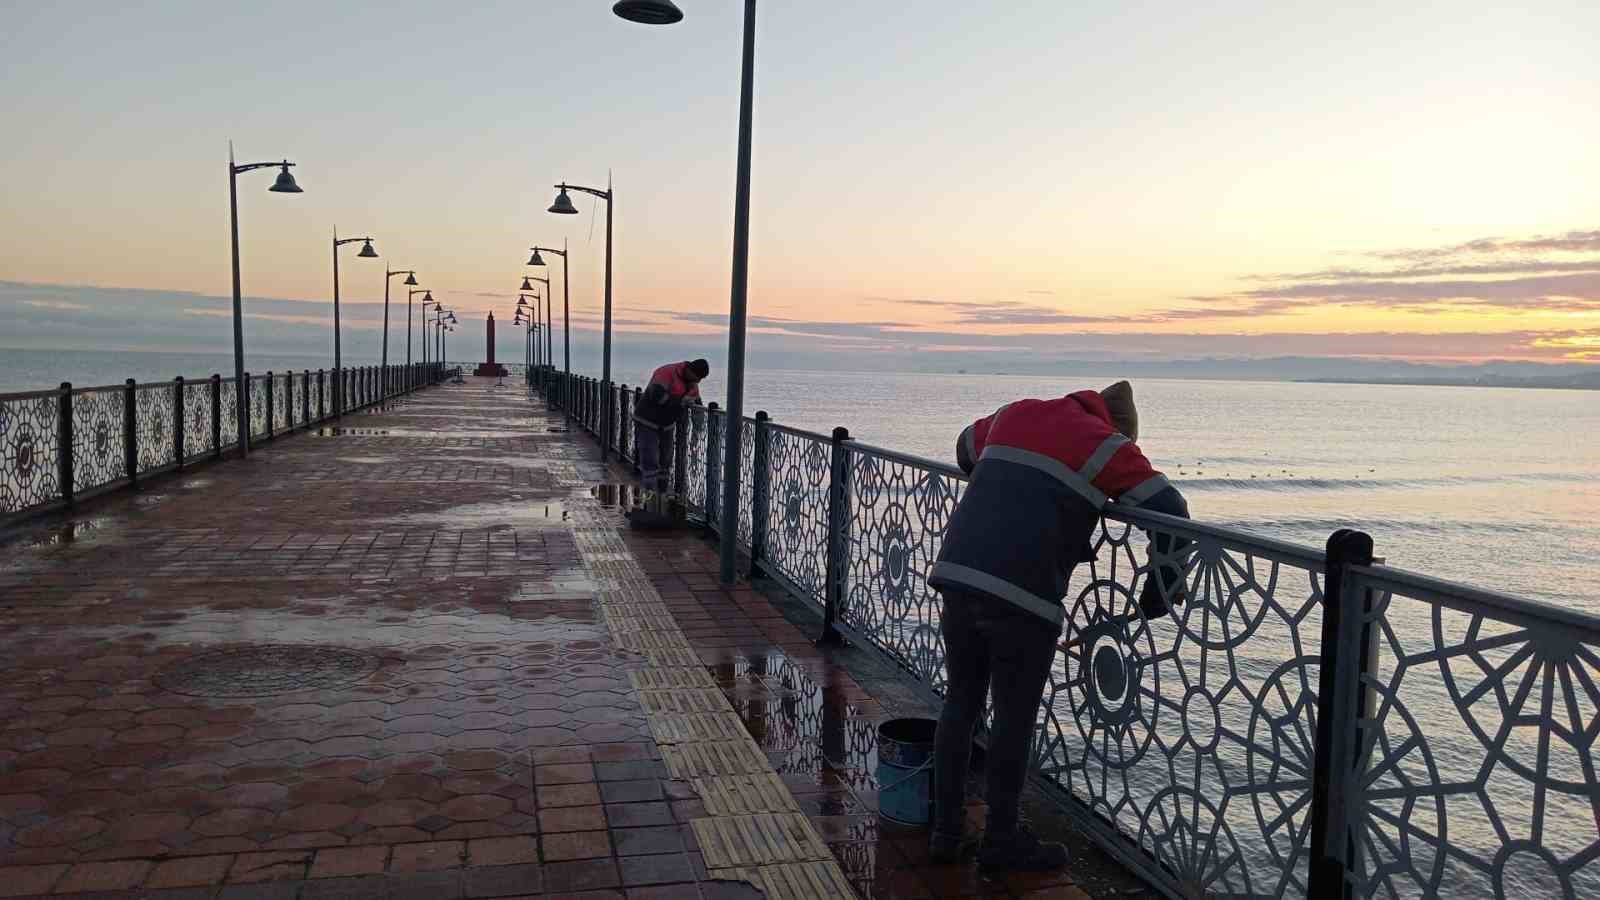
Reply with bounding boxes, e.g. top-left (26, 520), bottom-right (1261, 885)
top-left (876, 717), bottom-right (938, 826)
